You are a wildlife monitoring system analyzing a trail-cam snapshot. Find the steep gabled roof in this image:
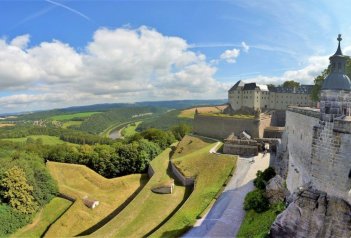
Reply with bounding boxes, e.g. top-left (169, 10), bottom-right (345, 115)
top-left (228, 80), bottom-right (245, 92)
